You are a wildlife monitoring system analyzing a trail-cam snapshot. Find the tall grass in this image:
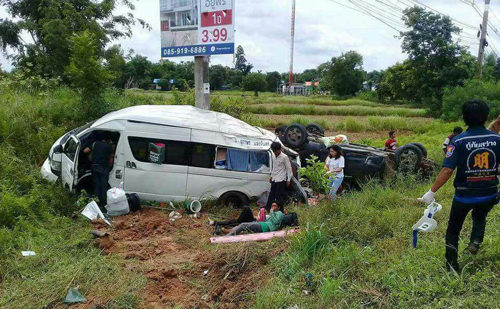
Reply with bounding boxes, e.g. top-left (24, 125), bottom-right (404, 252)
top-left (255, 116), bottom-right (455, 136)
top-left (0, 85), bottom-right (147, 306)
top-left (249, 104), bottom-right (428, 117)
top-left (254, 177), bottom-right (500, 308)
